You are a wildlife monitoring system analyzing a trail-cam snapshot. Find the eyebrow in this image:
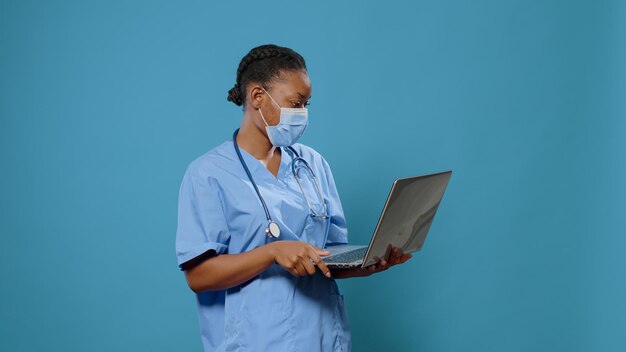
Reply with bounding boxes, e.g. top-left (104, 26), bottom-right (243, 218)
top-left (295, 92), bottom-right (312, 99)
